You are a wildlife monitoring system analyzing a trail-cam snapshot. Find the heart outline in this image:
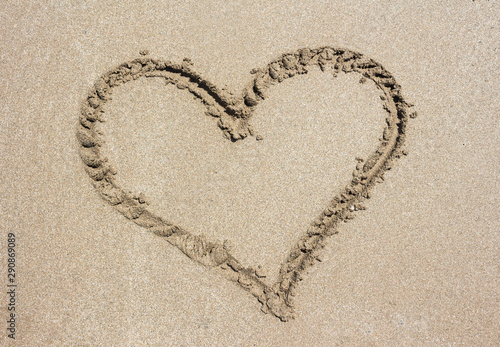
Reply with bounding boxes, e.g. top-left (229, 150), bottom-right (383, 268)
top-left (78, 47), bottom-right (411, 321)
